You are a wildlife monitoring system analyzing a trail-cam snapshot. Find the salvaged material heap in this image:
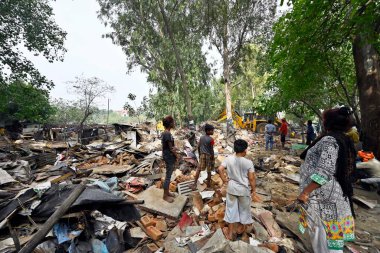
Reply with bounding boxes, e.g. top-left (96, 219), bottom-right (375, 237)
top-left (0, 123), bottom-right (379, 253)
